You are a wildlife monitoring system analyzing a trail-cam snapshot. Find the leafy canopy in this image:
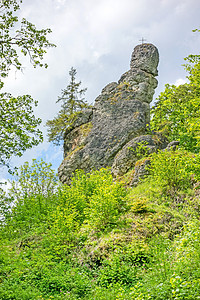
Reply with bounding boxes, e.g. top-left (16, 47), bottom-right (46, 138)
top-left (151, 29), bottom-right (200, 152)
top-left (0, 93), bottom-right (43, 168)
top-left (0, 0), bottom-right (55, 86)
top-left (0, 159), bottom-right (58, 236)
top-left (0, 0), bottom-right (55, 169)
top-left (46, 67), bottom-right (90, 145)
top-left (9, 158), bottom-right (58, 200)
